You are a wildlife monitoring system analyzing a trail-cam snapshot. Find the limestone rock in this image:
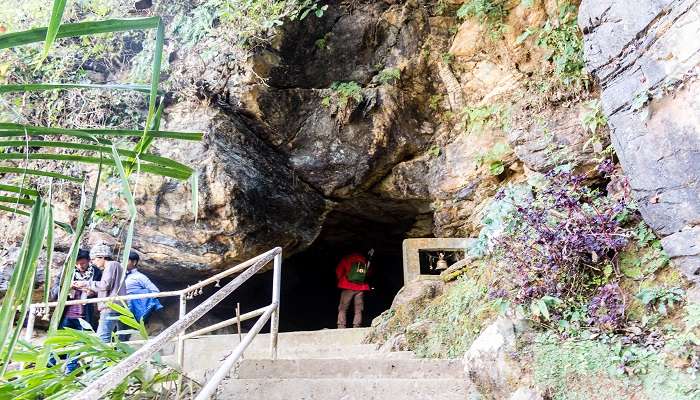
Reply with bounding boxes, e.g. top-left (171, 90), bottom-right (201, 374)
top-left (579, 0), bottom-right (700, 282)
top-left (463, 317), bottom-right (531, 399)
top-left (508, 101), bottom-right (608, 172)
top-left (366, 279), bottom-right (444, 345)
top-left (508, 387), bottom-right (543, 400)
top-left (103, 103), bottom-right (329, 283)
